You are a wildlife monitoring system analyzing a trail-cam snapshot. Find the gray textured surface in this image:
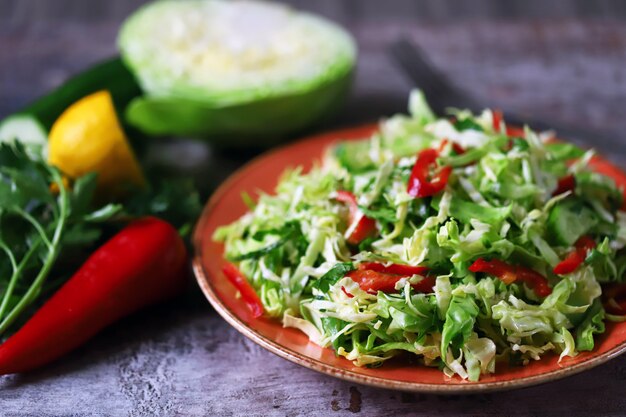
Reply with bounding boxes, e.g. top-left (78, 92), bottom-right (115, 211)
top-left (2, 303), bottom-right (626, 416)
top-left (2, 1), bottom-right (626, 415)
